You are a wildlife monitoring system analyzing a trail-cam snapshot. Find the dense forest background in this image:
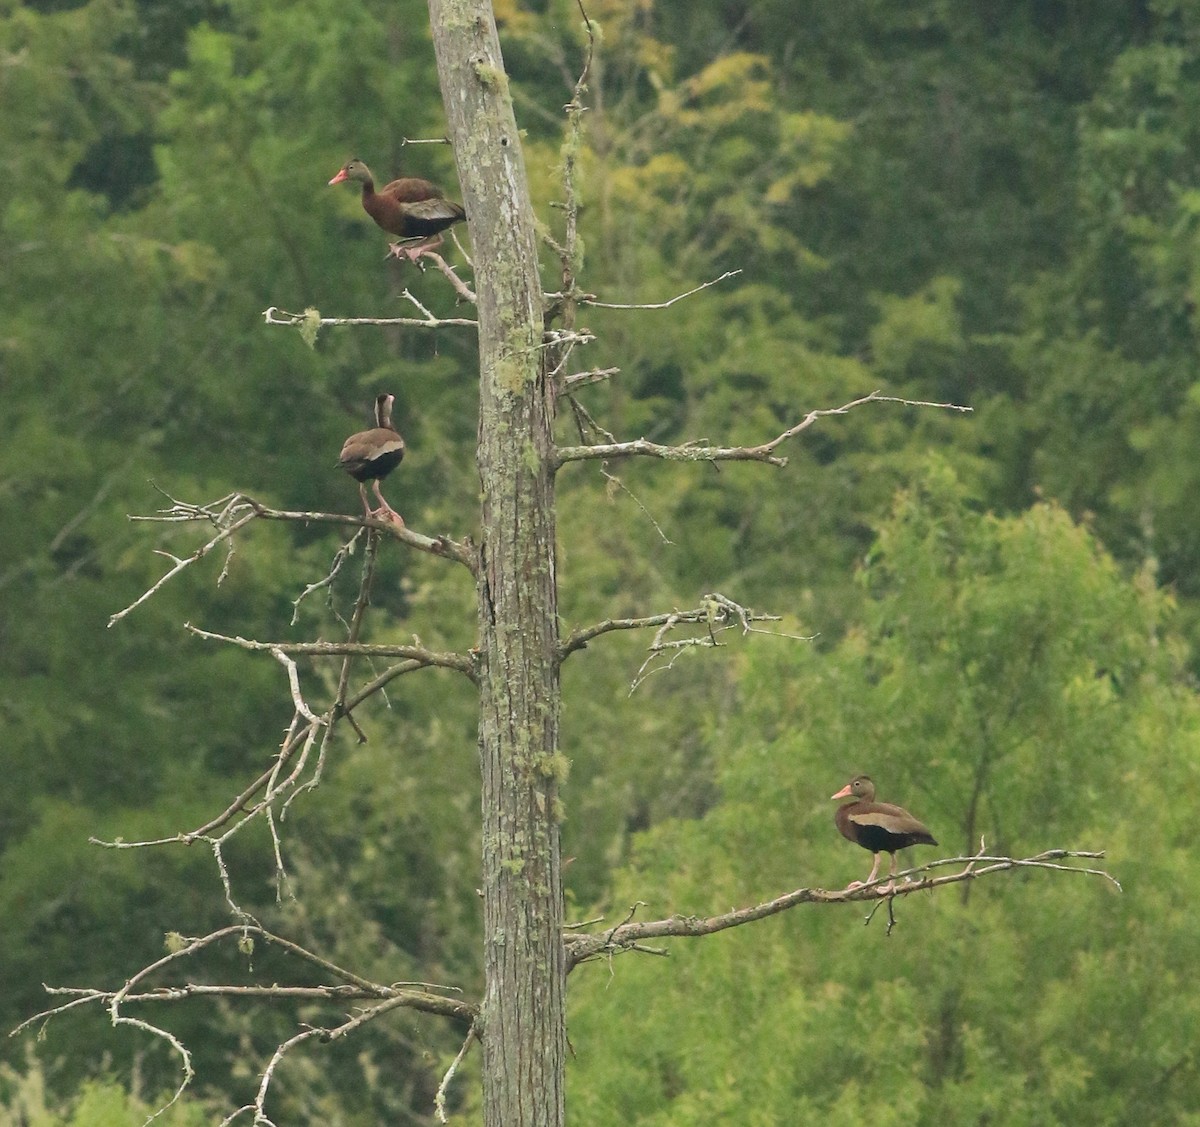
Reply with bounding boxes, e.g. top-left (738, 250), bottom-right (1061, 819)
top-left (3, 0), bottom-right (1200, 1122)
